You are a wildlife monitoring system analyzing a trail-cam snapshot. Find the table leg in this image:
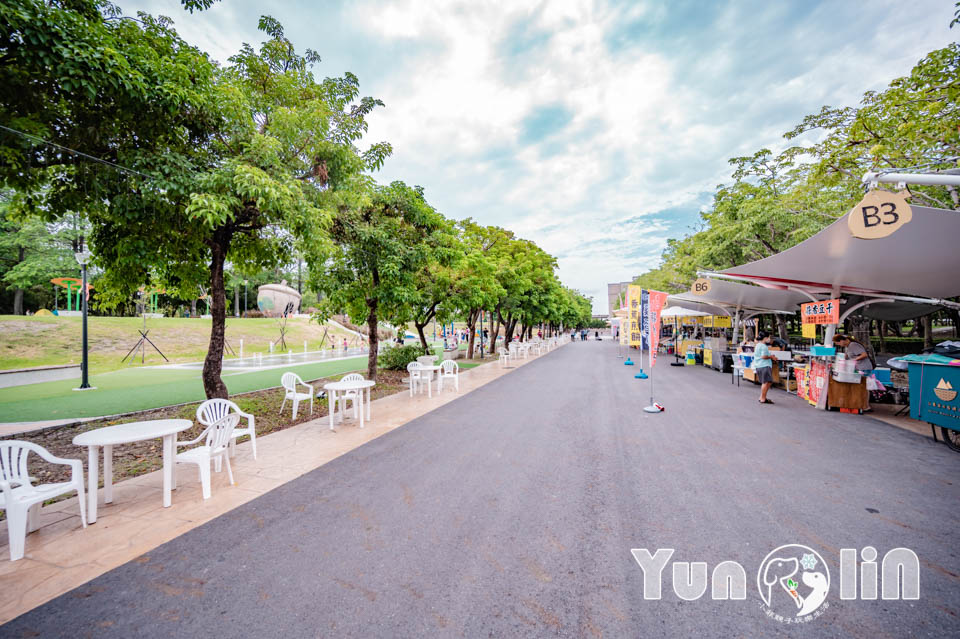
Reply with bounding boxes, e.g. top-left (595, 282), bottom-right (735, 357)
top-left (329, 390), bottom-right (336, 431)
top-left (366, 387), bottom-right (372, 422)
top-left (428, 376), bottom-right (432, 398)
top-left (103, 444), bottom-right (113, 504)
top-left (87, 446), bottom-right (98, 524)
top-left (162, 434), bottom-right (173, 508)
